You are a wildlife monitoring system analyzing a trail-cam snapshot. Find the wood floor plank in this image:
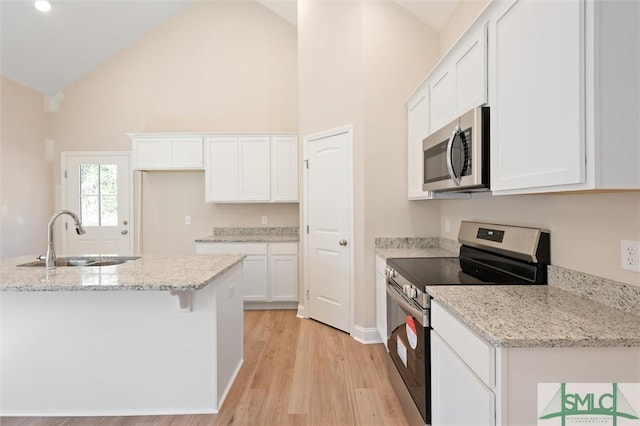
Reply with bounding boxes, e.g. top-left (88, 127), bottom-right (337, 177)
top-left (2, 310), bottom-right (409, 426)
